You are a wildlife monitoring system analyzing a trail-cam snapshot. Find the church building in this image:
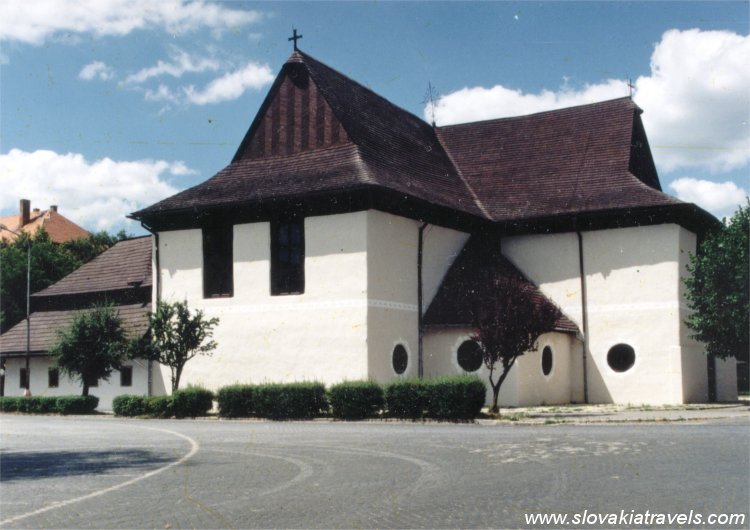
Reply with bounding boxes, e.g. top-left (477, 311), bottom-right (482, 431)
top-left (131, 47), bottom-right (737, 406)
